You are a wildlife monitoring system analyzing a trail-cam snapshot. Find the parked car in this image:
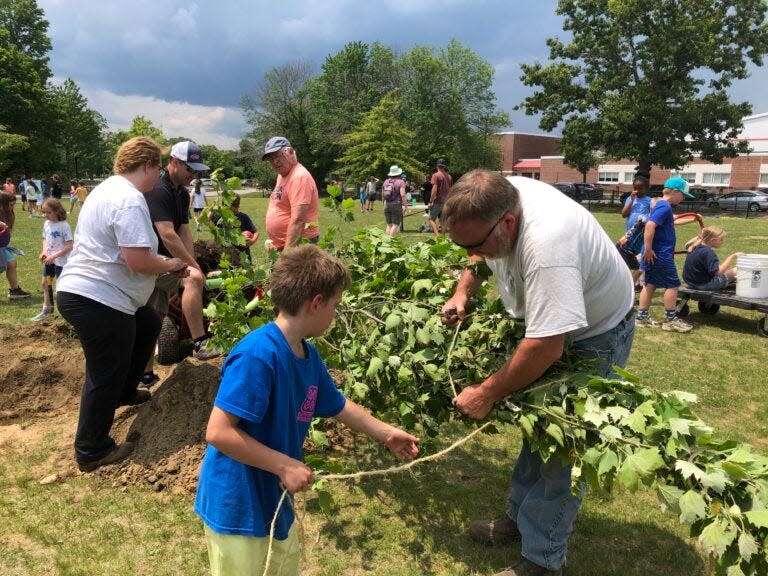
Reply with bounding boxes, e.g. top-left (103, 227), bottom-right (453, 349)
top-left (717, 190), bottom-right (768, 212)
top-left (552, 183), bottom-right (584, 203)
